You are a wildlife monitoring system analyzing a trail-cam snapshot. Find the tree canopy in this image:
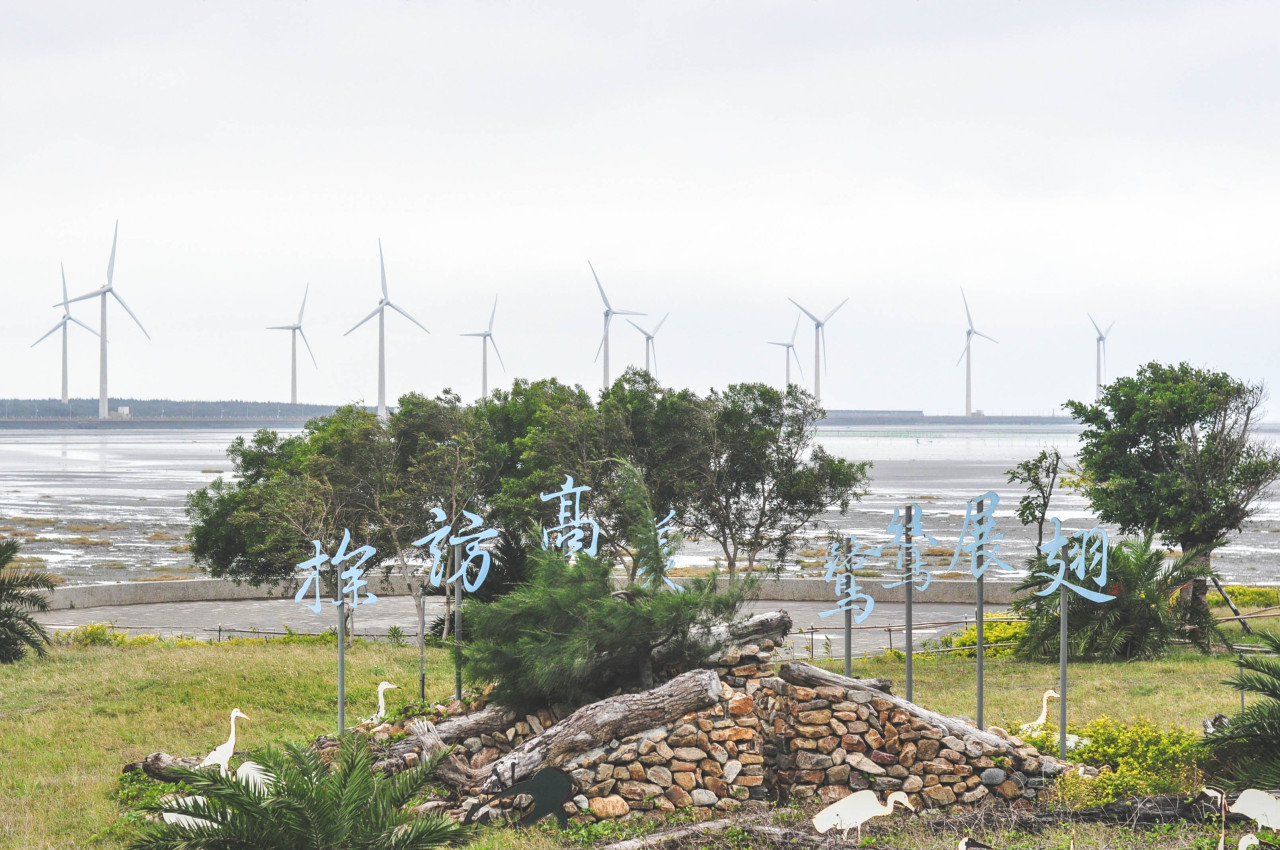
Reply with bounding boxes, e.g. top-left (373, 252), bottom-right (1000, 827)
top-left (1065, 362), bottom-right (1280, 551)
